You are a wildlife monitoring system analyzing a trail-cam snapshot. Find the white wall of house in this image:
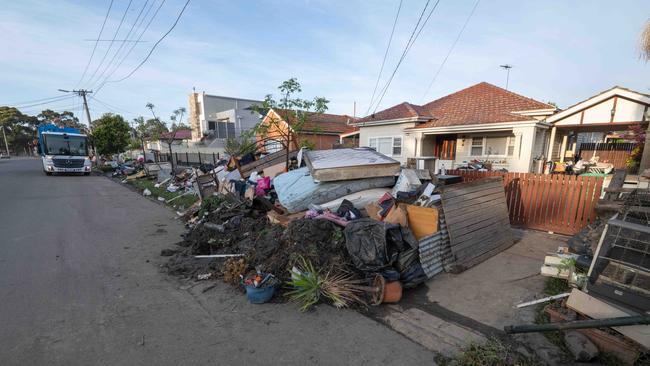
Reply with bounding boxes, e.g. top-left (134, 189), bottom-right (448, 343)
top-left (358, 122), bottom-right (417, 165)
top-left (359, 122), bottom-right (549, 172)
top-left (193, 93), bottom-right (262, 140)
